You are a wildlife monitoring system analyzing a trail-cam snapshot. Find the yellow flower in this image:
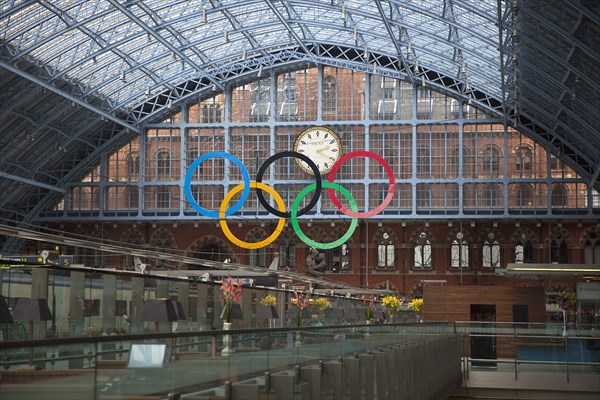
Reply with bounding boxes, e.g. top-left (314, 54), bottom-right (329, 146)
top-left (259, 294), bottom-right (277, 306)
top-left (382, 295), bottom-right (402, 314)
top-left (312, 297), bottom-right (332, 312)
top-left (407, 298), bottom-right (423, 315)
